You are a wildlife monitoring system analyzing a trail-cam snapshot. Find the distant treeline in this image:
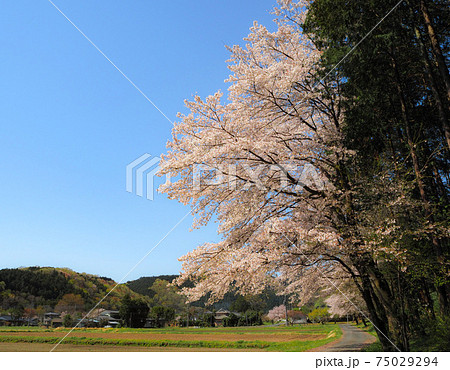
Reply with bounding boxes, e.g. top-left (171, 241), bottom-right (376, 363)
top-left (0, 268), bottom-right (74, 303)
top-left (126, 275), bottom-right (178, 298)
top-left (0, 267), bottom-right (143, 311)
top-left (0, 267), bottom-right (285, 314)
top-left (126, 275), bottom-right (284, 312)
